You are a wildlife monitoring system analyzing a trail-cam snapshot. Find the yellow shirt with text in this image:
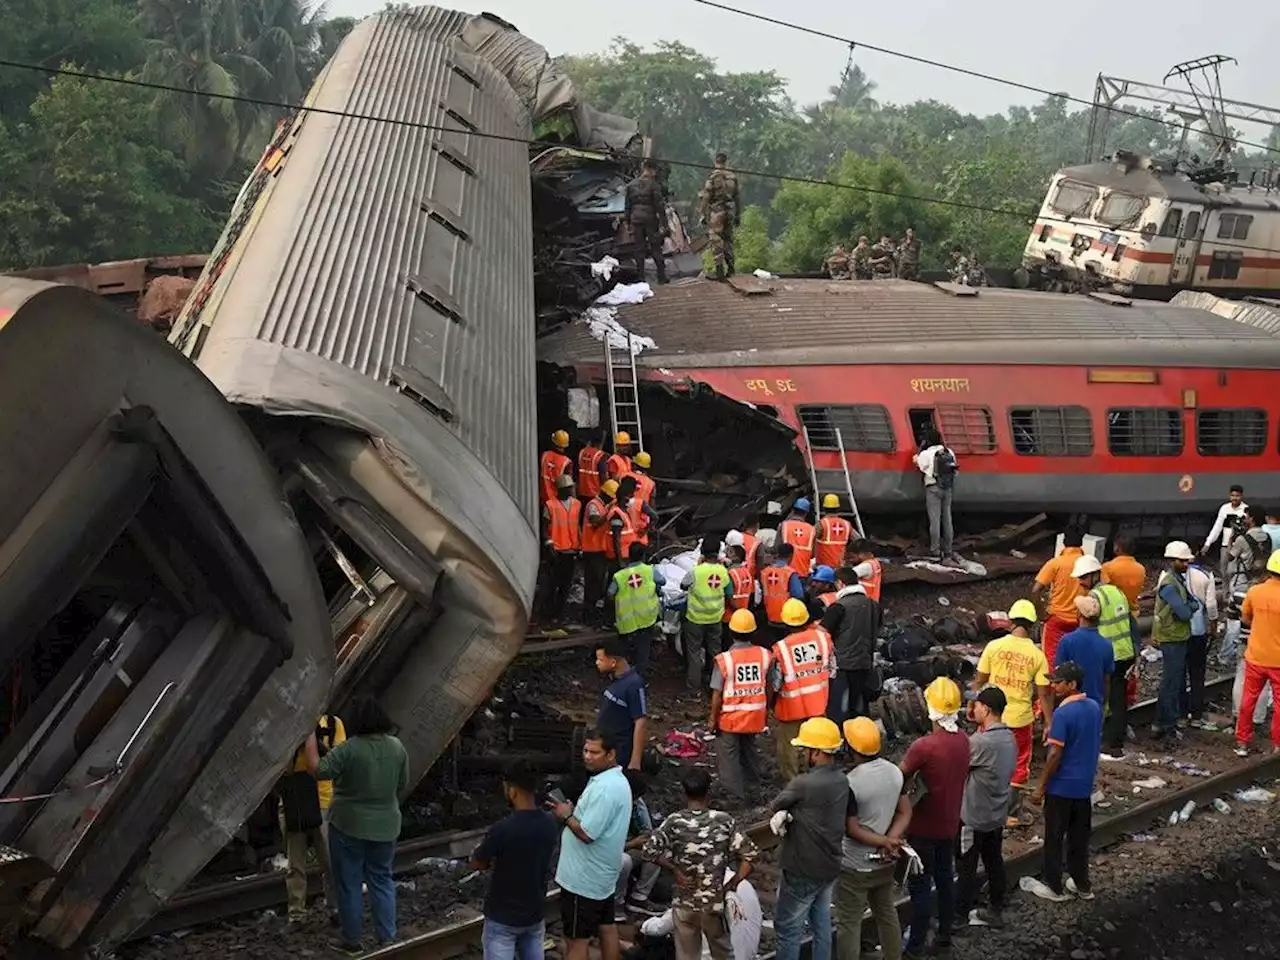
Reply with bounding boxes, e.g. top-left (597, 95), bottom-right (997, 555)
top-left (977, 634), bottom-right (1050, 728)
